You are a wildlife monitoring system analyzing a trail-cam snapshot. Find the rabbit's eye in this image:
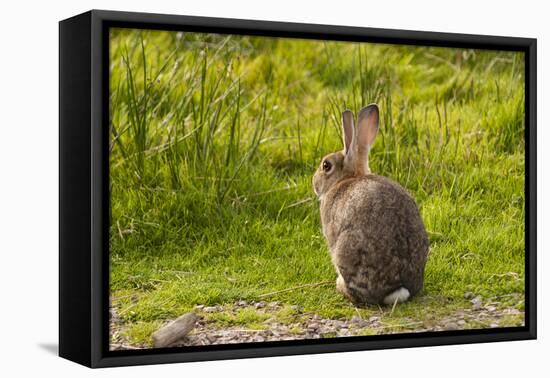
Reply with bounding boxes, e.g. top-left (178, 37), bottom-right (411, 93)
top-left (322, 160), bottom-right (332, 172)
